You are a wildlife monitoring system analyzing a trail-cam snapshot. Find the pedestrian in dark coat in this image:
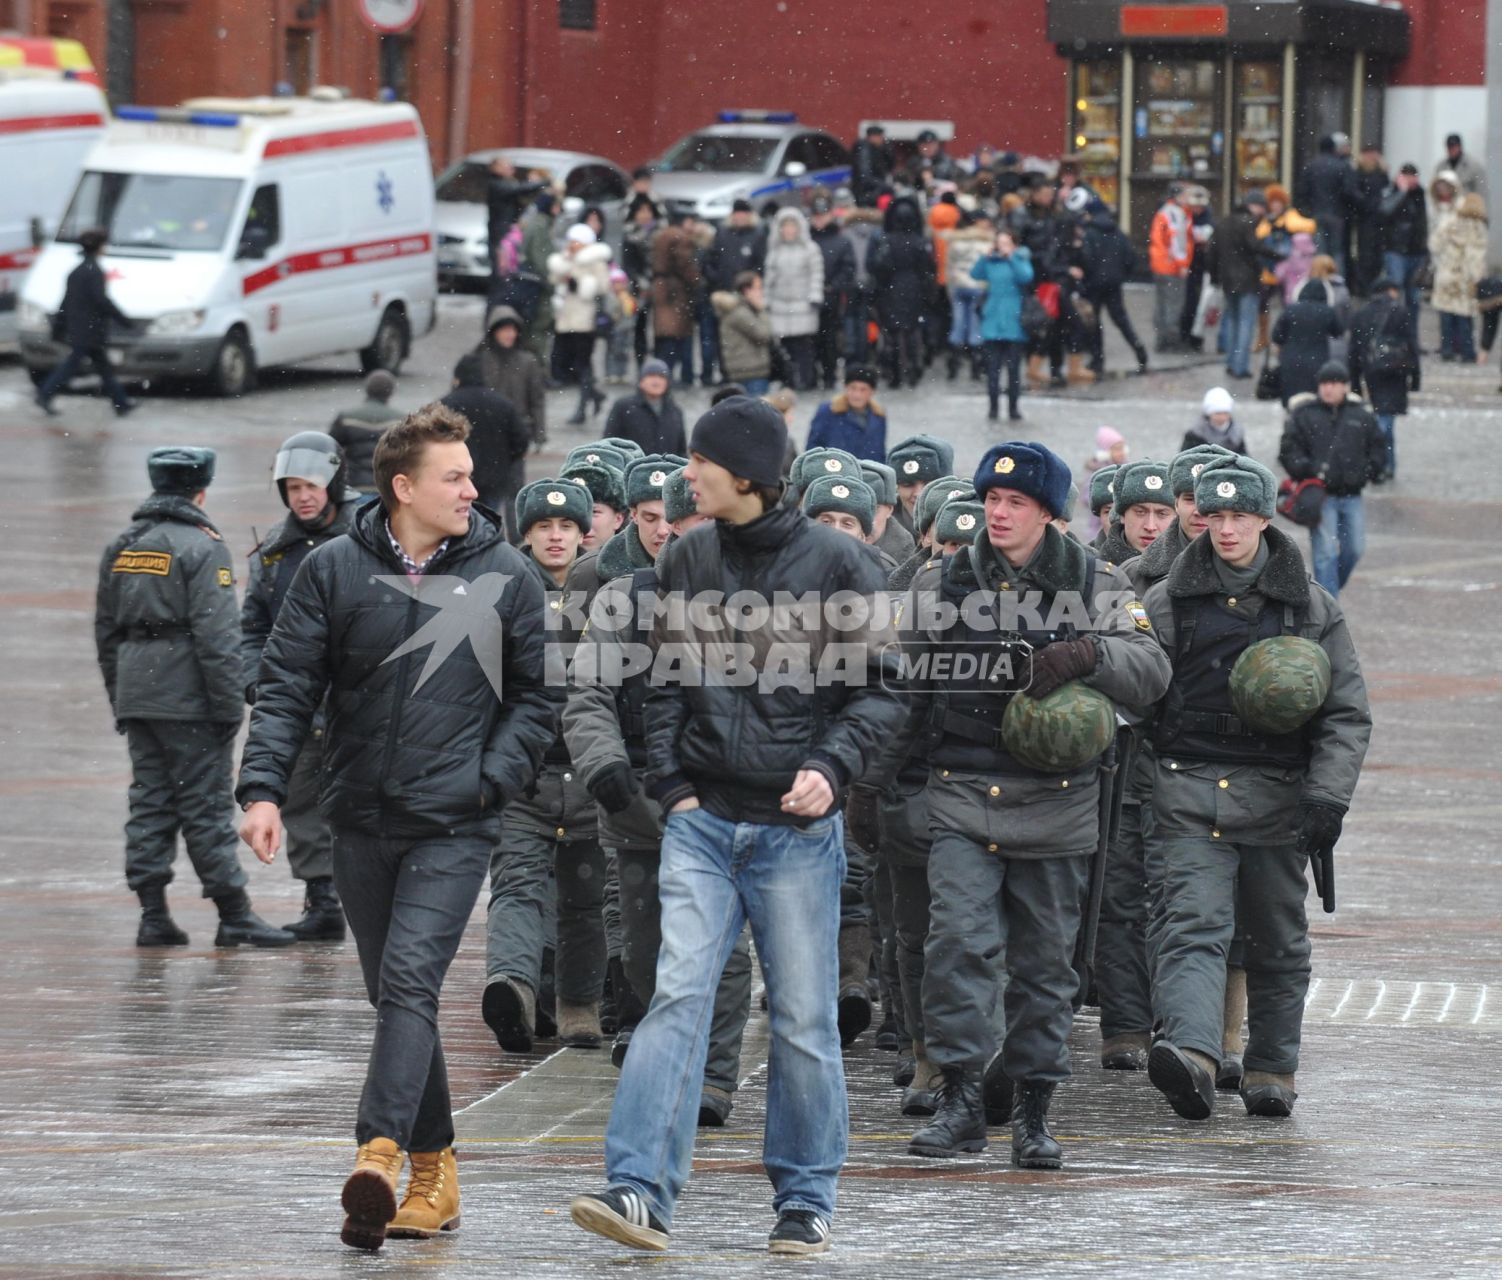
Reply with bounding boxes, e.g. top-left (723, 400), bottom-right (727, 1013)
top-left (329, 370), bottom-right (404, 491)
top-left (1350, 147), bottom-right (1390, 294)
top-left (852, 125), bottom-right (893, 206)
top-left (476, 305), bottom-right (548, 445)
top-left (603, 359), bottom-right (687, 456)
top-left (1271, 281), bottom-right (1344, 404)
top-left (485, 156), bottom-right (546, 259)
top-left (1347, 278), bottom-right (1418, 480)
top-left (441, 353), bottom-right (531, 527)
top-left (35, 228), bottom-right (136, 416)
top-left (869, 196), bottom-right (936, 387)
top-left (96, 447), bottom-right (291, 948)
top-left (650, 213), bottom-right (703, 385)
